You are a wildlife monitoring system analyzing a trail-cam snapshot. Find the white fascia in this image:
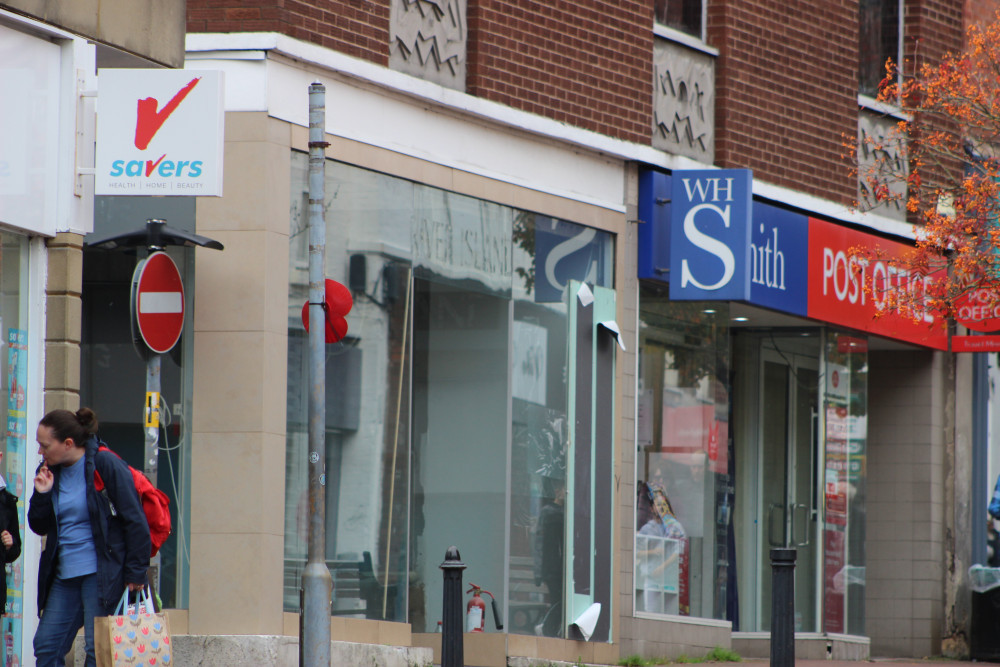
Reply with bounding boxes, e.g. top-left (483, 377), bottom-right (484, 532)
top-left (186, 32), bottom-right (916, 239)
top-left (0, 9), bottom-right (96, 237)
